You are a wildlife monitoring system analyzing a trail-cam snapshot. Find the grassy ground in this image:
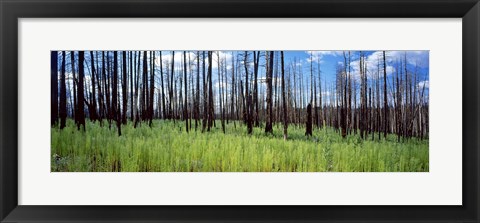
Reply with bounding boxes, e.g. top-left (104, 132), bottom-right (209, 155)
top-left (51, 119), bottom-right (429, 172)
